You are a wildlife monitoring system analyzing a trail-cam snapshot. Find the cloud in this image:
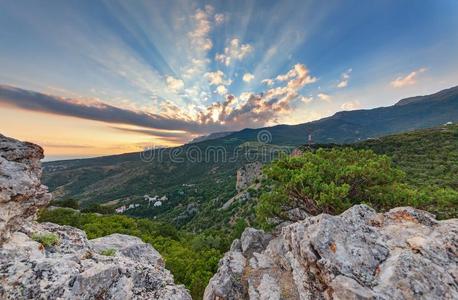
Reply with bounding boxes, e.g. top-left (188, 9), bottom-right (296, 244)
top-left (242, 73), bottom-right (255, 83)
top-left (110, 126), bottom-right (189, 143)
top-left (0, 84), bottom-right (208, 134)
top-left (340, 100), bottom-right (361, 110)
top-left (205, 70), bottom-right (232, 86)
top-left (262, 79), bottom-right (274, 86)
top-left (265, 64), bottom-right (317, 89)
top-left (317, 93), bottom-right (331, 102)
top-left (285, 64), bottom-right (317, 90)
top-left (188, 6), bottom-right (214, 51)
top-left (197, 64), bottom-right (318, 129)
top-left (337, 68), bottom-right (352, 88)
top-left (390, 68), bottom-right (427, 88)
top-left (299, 96), bottom-right (313, 104)
top-left (165, 76), bottom-right (184, 92)
top-left (215, 38), bottom-right (253, 66)
top-left (216, 85), bottom-right (228, 95)
top-left (214, 13), bottom-right (225, 25)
